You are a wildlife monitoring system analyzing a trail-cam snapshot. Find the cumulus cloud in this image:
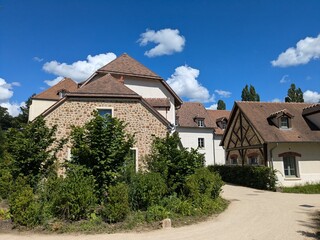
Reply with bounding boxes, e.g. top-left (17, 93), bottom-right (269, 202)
top-left (214, 89), bottom-right (231, 98)
top-left (33, 56), bottom-right (44, 62)
top-left (280, 75), bottom-right (290, 84)
top-left (138, 28), bottom-right (185, 57)
top-left (0, 77), bottom-right (23, 116)
top-left (271, 98), bottom-right (281, 103)
top-left (44, 76), bottom-right (64, 87)
top-left (167, 65), bottom-right (214, 103)
top-left (43, 52), bottom-right (117, 84)
top-left (207, 104), bottom-right (218, 110)
top-left (0, 102), bottom-right (25, 117)
top-left (303, 90), bottom-right (320, 103)
top-left (271, 34), bottom-right (320, 67)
